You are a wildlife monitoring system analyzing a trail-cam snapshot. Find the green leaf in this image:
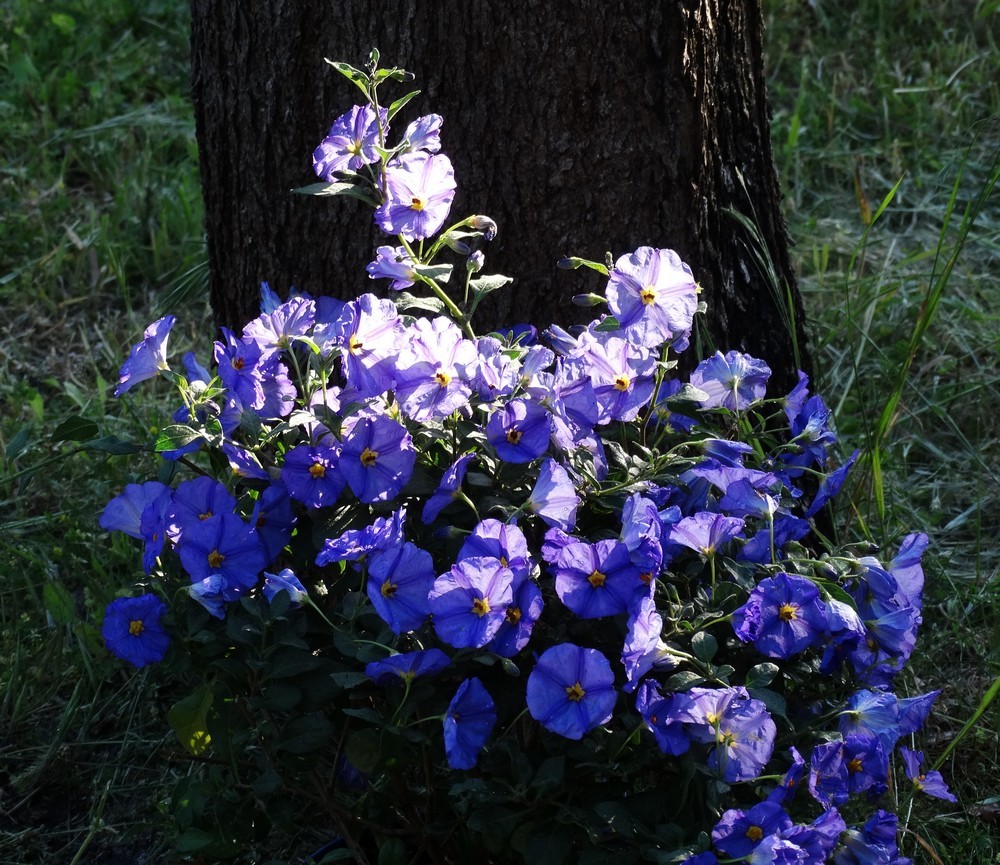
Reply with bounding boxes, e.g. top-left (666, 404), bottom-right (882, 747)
top-left (324, 58), bottom-right (370, 95)
top-left (377, 837), bottom-right (407, 865)
top-left (83, 435), bottom-right (142, 455)
top-left (387, 89), bottom-right (421, 121)
top-left (50, 415), bottom-right (99, 443)
top-left (292, 180), bottom-right (379, 206)
top-left (174, 828), bottom-right (216, 853)
top-left (745, 662), bottom-right (779, 689)
top-left (345, 728), bottom-right (381, 773)
top-left (373, 66), bottom-right (414, 84)
top-left (592, 316), bottom-right (622, 333)
top-left (168, 686), bottom-right (214, 756)
top-left (531, 755), bottom-right (565, 790)
top-left (524, 825), bottom-right (572, 865)
top-left (155, 424), bottom-right (202, 453)
top-left (691, 631), bottom-right (718, 663)
top-left (393, 292), bottom-right (447, 315)
top-left (558, 255), bottom-right (609, 275)
top-left (469, 274), bottom-right (513, 296)
top-left (5, 424), bottom-right (31, 461)
top-left (275, 713), bottom-right (334, 754)
top-left (43, 582), bottom-right (76, 625)
top-left (413, 263), bottom-right (454, 283)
